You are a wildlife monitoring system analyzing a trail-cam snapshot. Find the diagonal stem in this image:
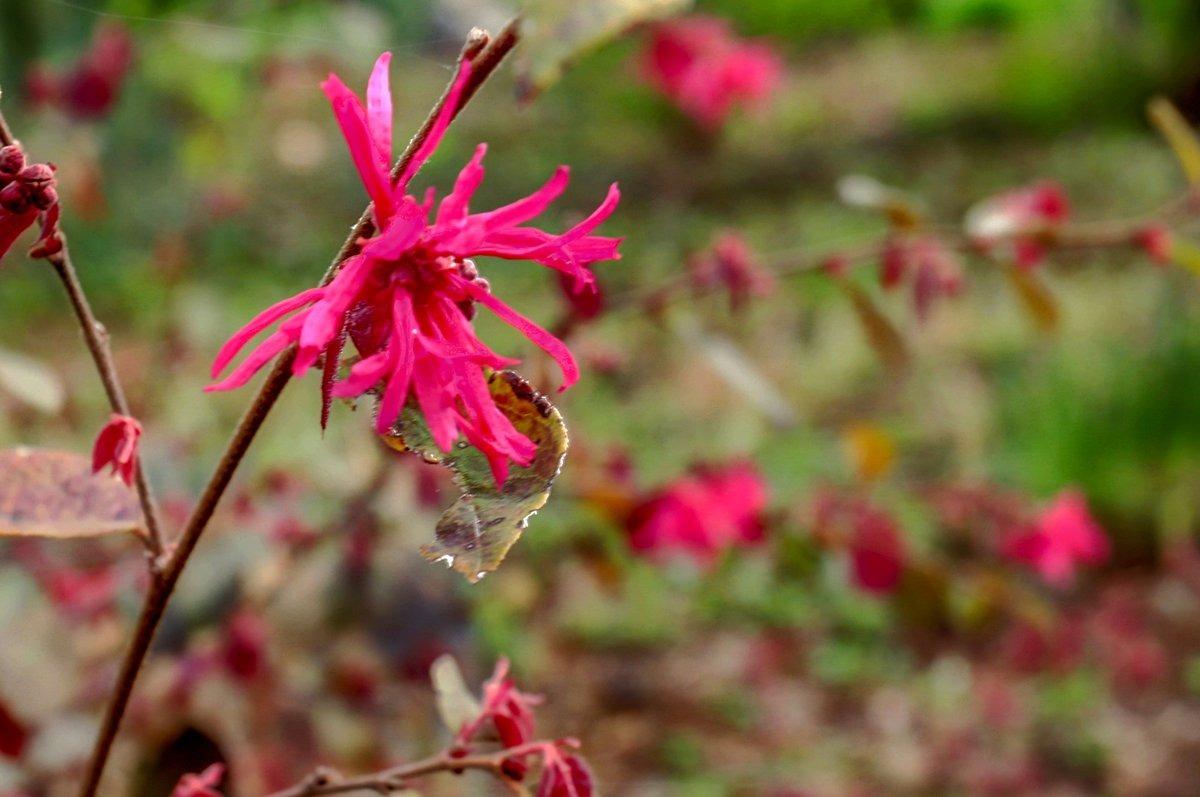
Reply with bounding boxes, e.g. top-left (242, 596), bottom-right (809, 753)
top-left (74, 22), bottom-right (519, 797)
top-left (0, 110), bottom-right (167, 557)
